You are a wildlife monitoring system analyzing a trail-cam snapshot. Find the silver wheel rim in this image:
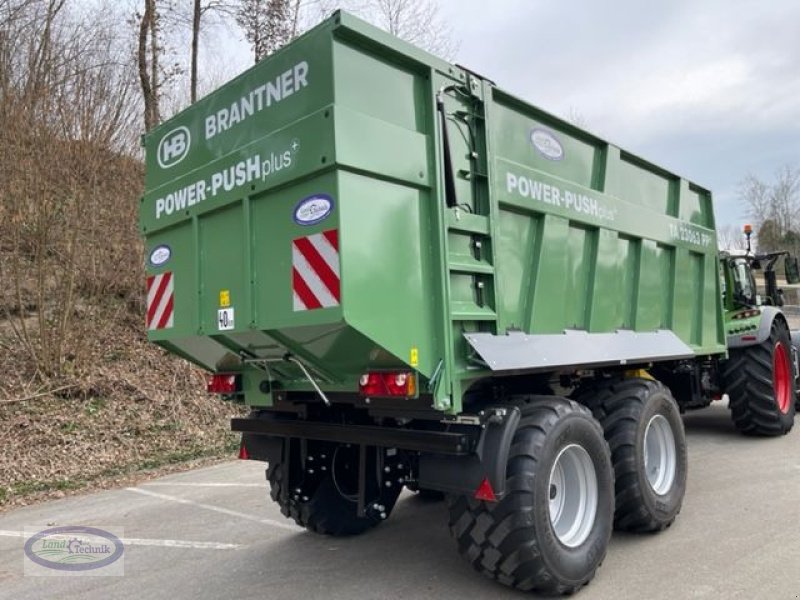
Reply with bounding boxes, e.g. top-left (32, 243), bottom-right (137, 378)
top-left (643, 414), bottom-right (677, 495)
top-left (548, 444), bottom-right (598, 548)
